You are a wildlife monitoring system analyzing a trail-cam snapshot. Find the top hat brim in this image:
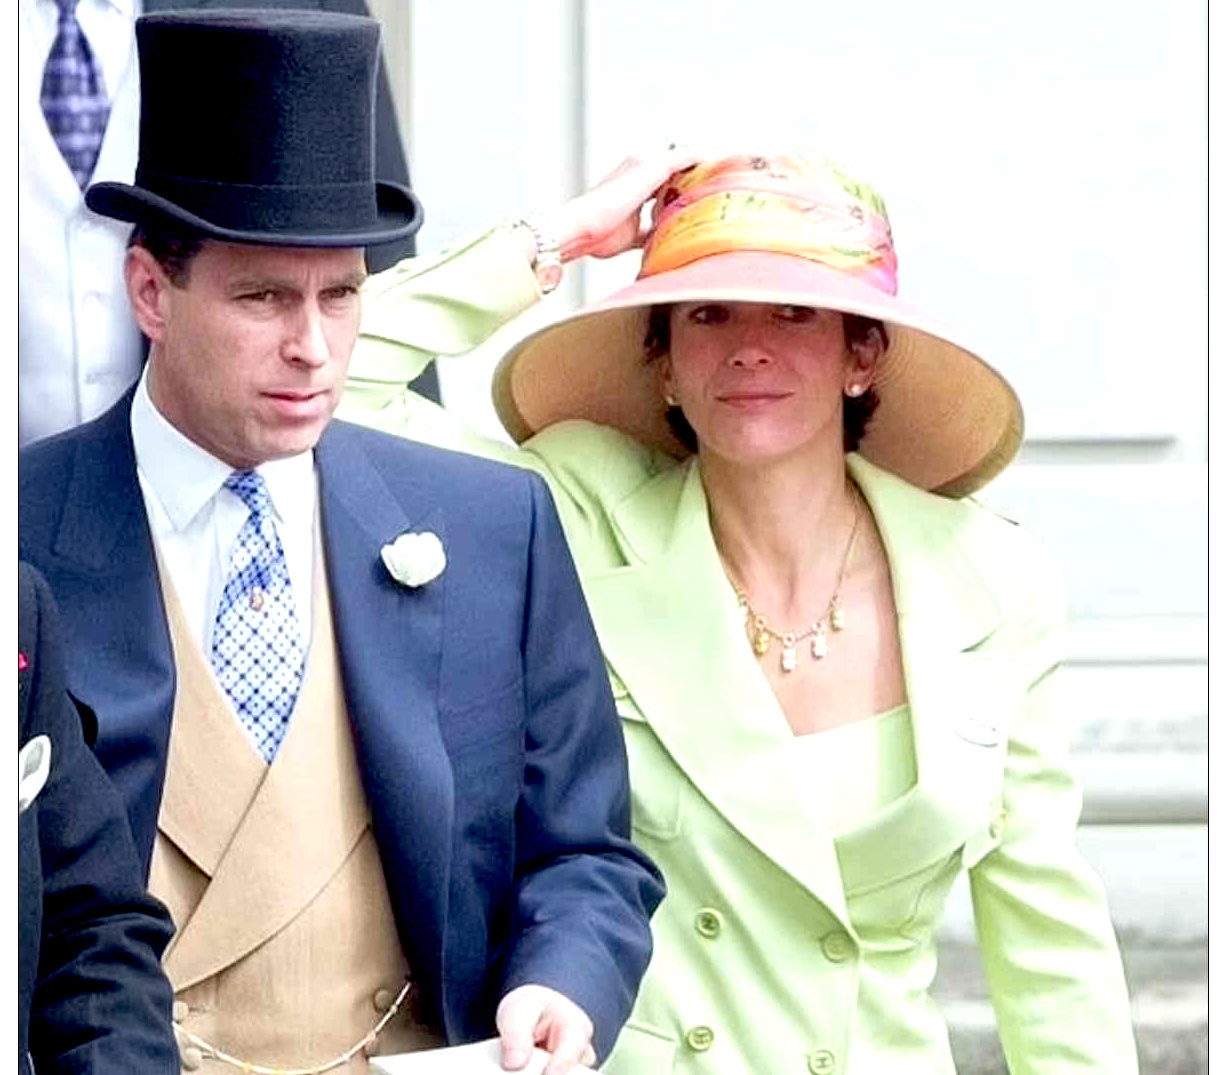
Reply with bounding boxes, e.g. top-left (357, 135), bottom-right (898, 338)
top-left (84, 179), bottom-right (423, 248)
